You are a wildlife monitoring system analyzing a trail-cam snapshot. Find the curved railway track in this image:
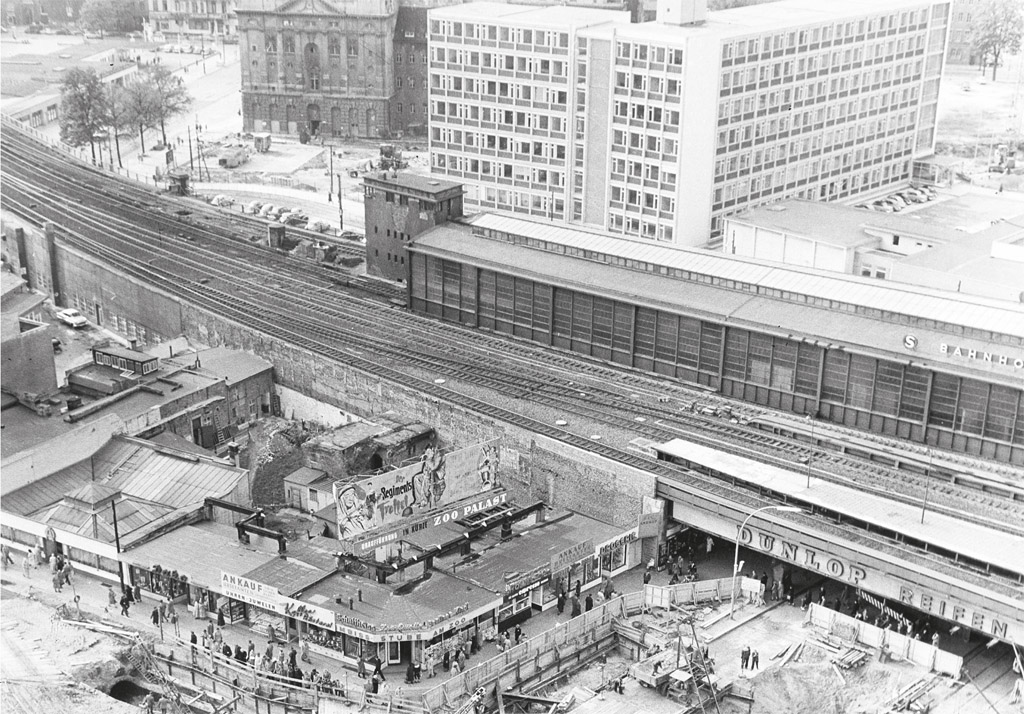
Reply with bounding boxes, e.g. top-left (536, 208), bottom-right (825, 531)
top-left (2, 123), bottom-right (1022, 550)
